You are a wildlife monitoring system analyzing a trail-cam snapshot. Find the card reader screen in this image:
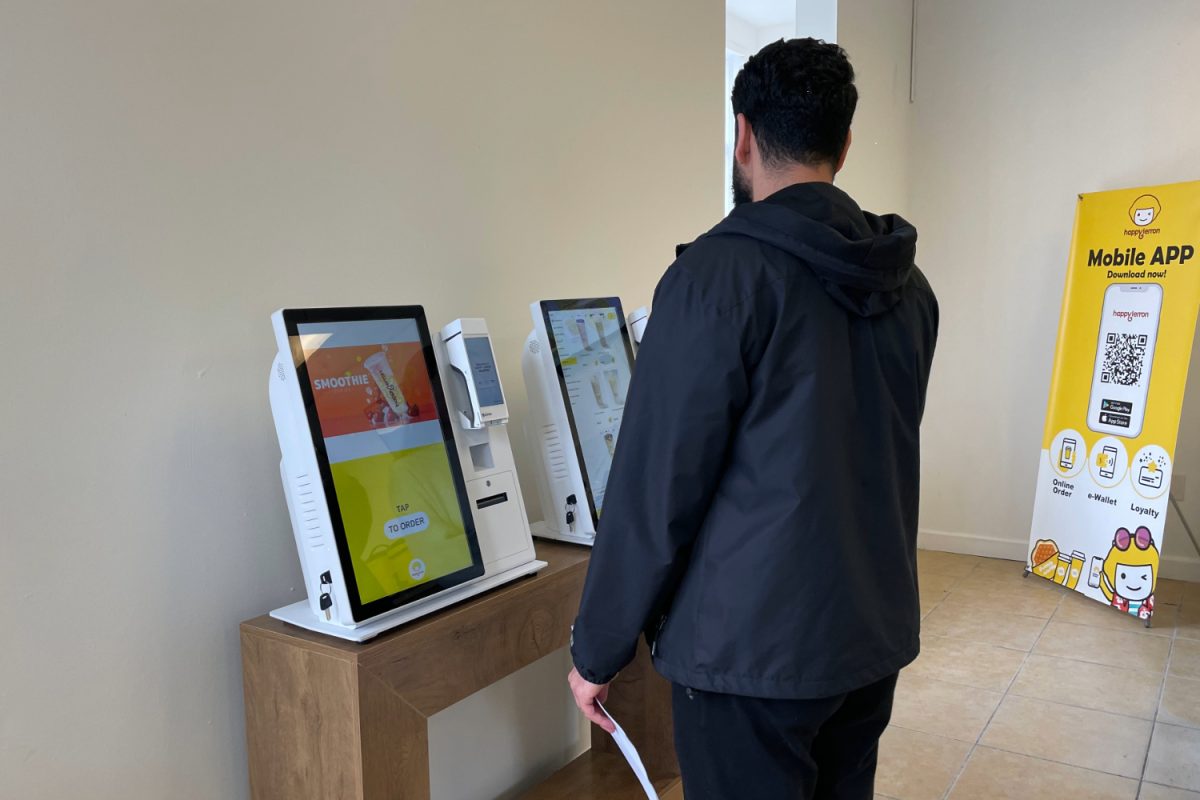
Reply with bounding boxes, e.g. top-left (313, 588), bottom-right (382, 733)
top-left (544, 301), bottom-right (634, 519)
top-left (465, 335), bottom-right (504, 408)
top-left (294, 318), bottom-right (481, 607)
